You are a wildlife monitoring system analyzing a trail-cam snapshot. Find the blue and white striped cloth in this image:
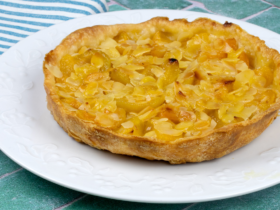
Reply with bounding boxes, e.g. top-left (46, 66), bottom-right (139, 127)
top-left (0, 0), bottom-right (108, 55)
